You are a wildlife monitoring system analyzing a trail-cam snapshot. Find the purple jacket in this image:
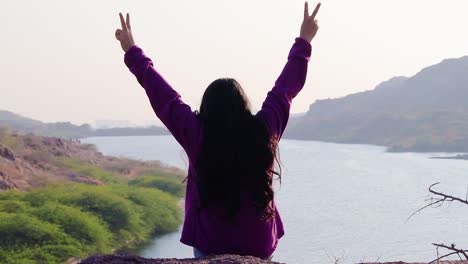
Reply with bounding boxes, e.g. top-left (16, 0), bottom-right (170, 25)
top-left (124, 37), bottom-right (312, 258)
